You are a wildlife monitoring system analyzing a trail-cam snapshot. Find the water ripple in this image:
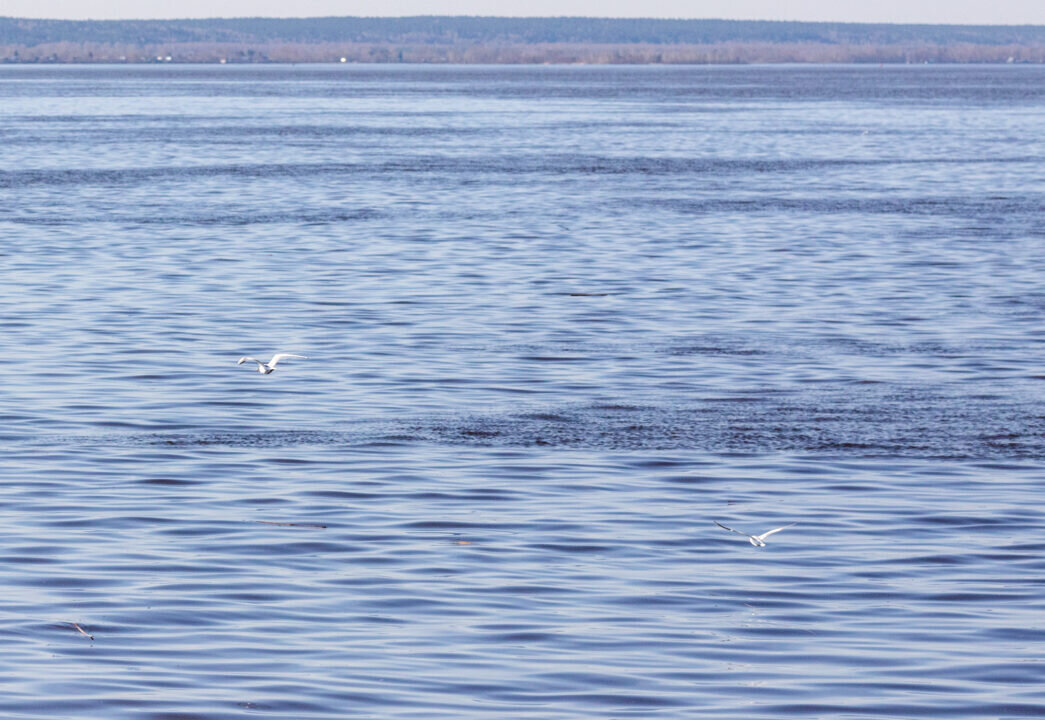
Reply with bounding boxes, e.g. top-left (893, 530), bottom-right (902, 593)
top-left (1, 65), bottom-right (1044, 720)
